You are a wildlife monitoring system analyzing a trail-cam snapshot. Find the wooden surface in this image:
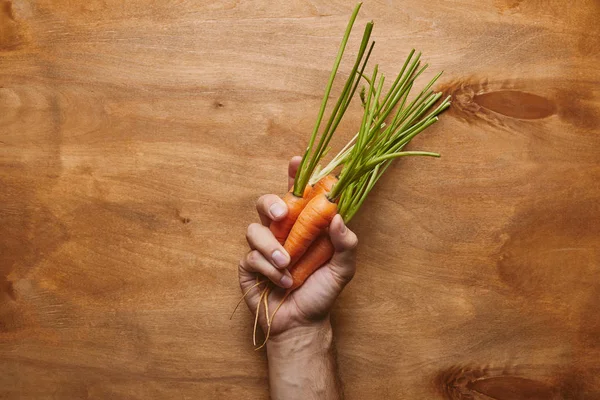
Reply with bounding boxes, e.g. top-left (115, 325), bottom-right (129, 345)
top-left (1, 0), bottom-right (599, 398)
